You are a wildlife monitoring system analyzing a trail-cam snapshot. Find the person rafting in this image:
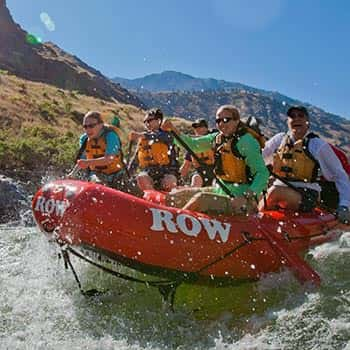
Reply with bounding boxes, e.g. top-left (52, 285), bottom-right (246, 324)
top-left (179, 118), bottom-right (215, 187)
top-left (162, 105), bottom-right (269, 215)
top-left (261, 105), bottom-right (350, 223)
top-left (75, 111), bottom-right (141, 195)
top-left (128, 108), bottom-right (179, 191)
